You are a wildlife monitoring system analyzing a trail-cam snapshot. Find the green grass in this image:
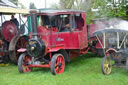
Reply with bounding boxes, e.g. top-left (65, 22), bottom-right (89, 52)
top-left (0, 53), bottom-right (128, 85)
